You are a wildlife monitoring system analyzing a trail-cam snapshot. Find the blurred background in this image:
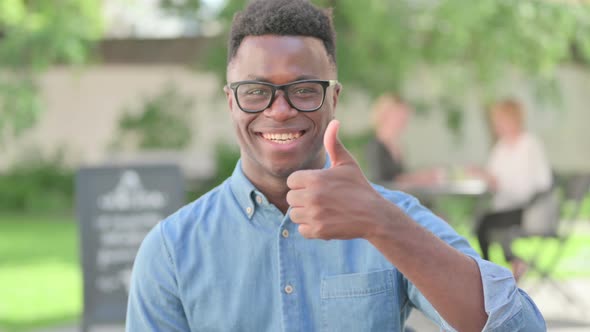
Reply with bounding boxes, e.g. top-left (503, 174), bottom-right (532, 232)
top-left (1, 0), bottom-right (589, 331)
